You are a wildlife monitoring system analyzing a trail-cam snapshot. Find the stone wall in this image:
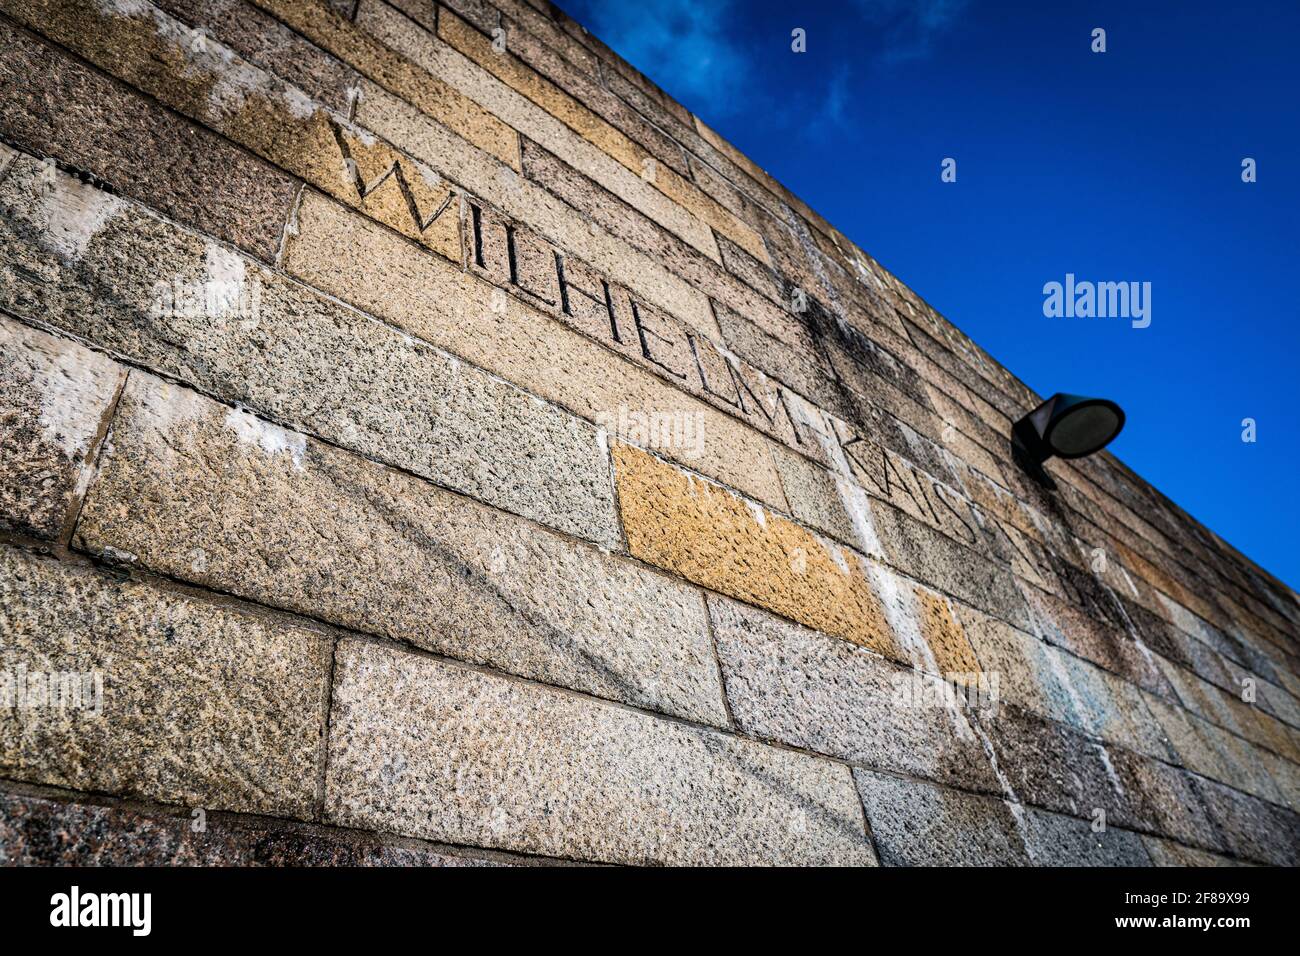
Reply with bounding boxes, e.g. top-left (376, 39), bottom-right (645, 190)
top-left (0, 0), bottom-right (1297, 866)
